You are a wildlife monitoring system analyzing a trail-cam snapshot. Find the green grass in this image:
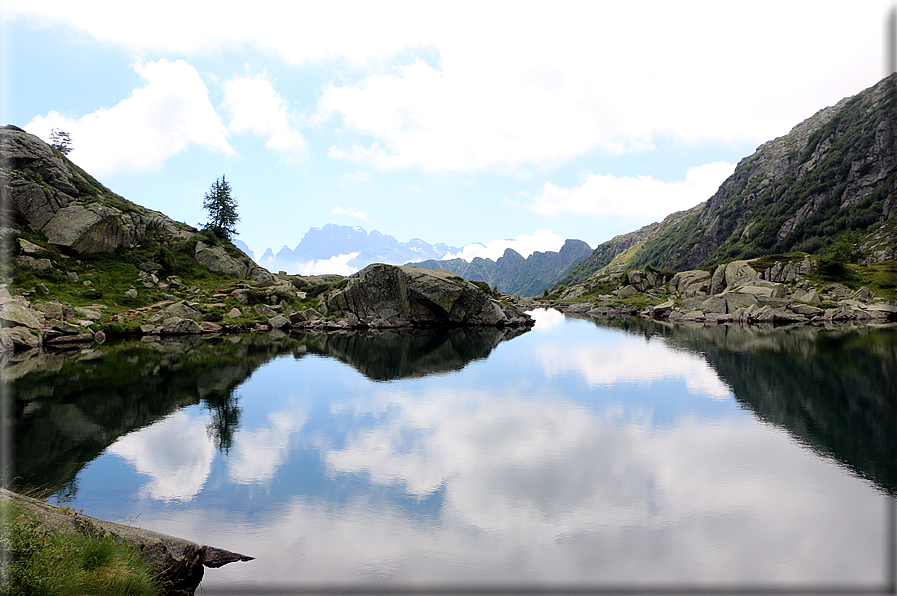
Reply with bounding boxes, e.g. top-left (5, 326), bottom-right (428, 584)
top-left (1, 504), bottom-right (159, 595)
